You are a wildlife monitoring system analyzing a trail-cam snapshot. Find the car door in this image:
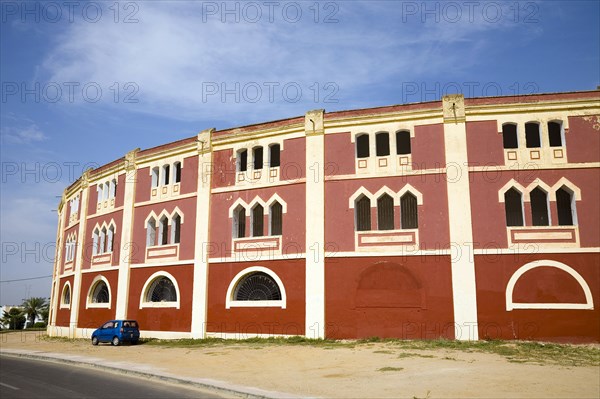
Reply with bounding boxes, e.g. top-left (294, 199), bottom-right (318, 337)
top-left (99, 321), bottom-right (114, 342)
